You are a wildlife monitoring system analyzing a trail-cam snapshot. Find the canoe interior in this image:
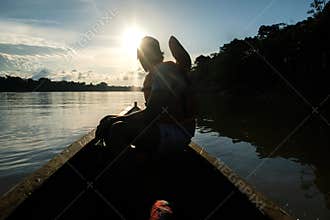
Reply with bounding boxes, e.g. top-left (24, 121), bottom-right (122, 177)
top-left (1, 105), bottom-right (290, 220)
top-left (6, 144), bottom-right (269, 220)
